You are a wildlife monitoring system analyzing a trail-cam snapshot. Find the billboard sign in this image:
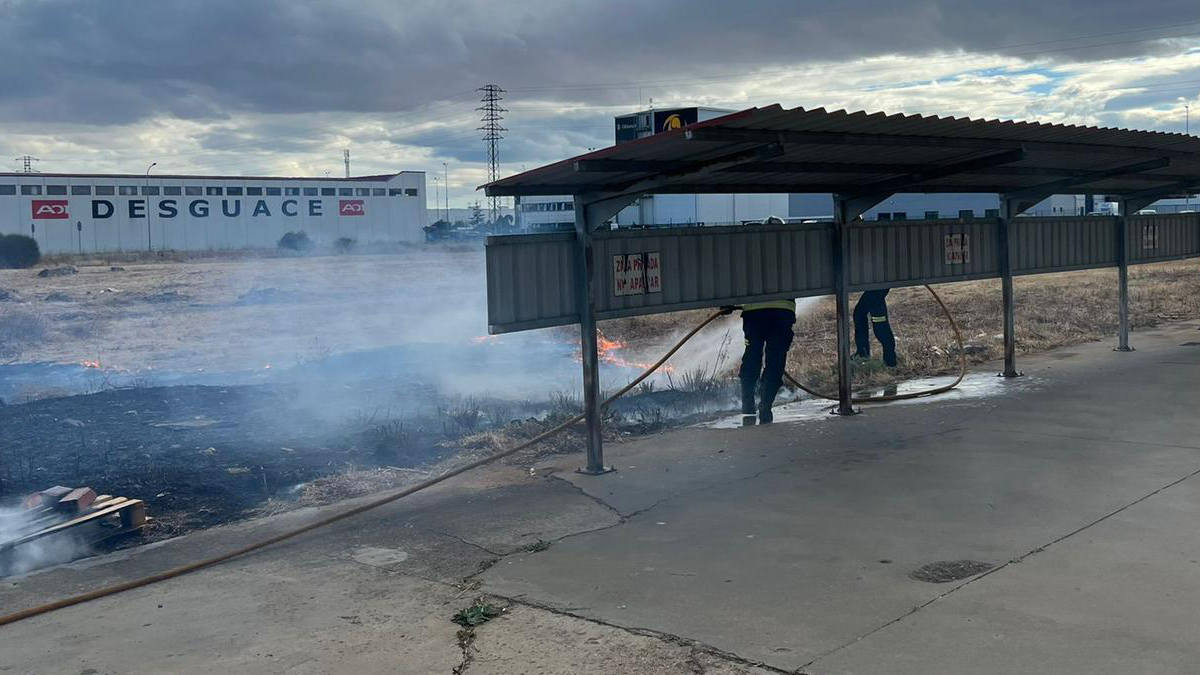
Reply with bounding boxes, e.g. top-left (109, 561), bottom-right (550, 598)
top-left (339, 199), bottom-right (365, 216)
top-left (653, 108), bottom-right (698, 134)
top-left (32, 199), bottom-right (69, 219)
